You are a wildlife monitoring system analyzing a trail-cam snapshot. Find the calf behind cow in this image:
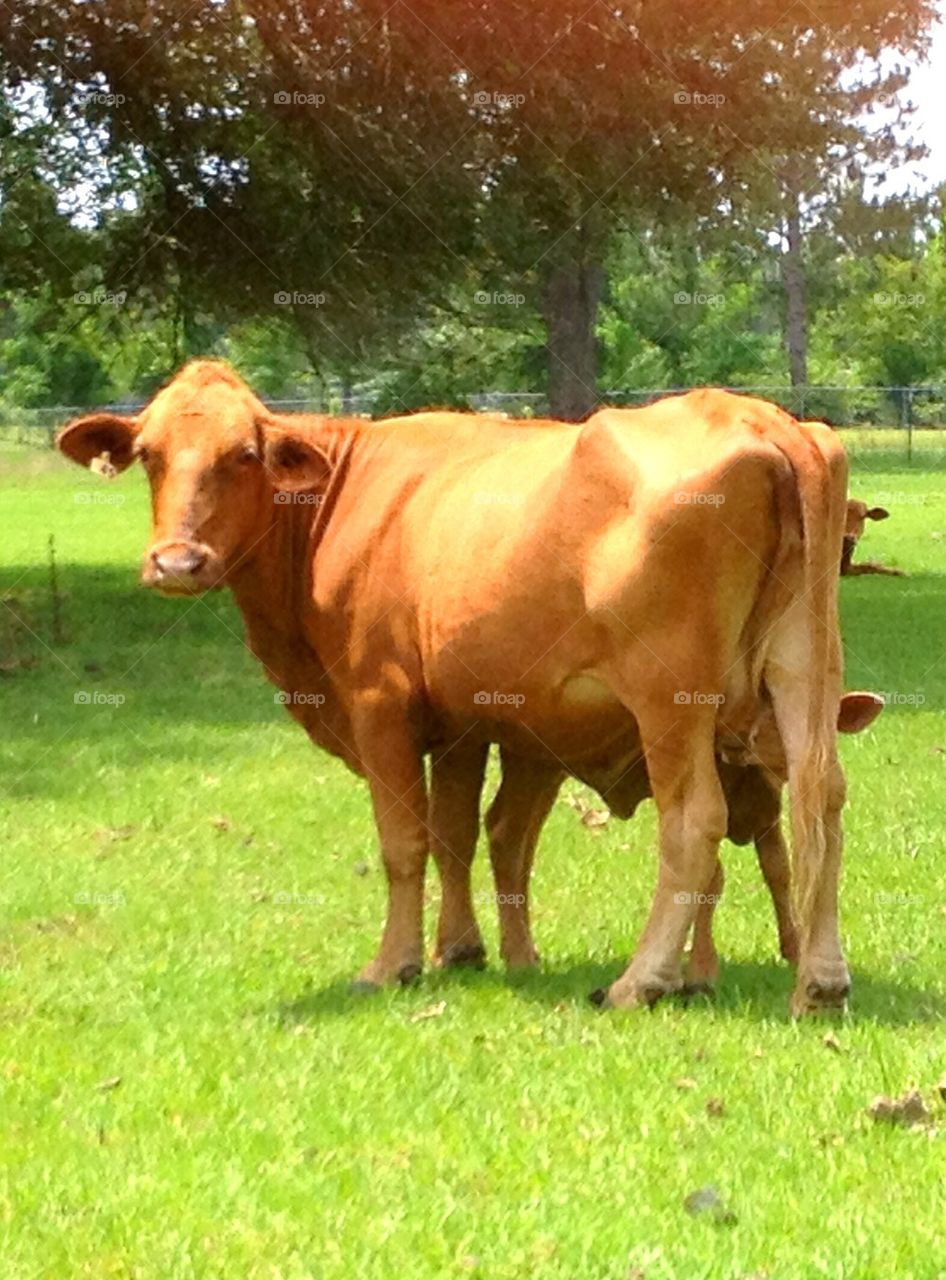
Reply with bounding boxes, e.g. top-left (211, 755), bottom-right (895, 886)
top-left (59, 362), bottom-right (867, 1015)
top-left (841, 500), bottom-right (903, 576)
